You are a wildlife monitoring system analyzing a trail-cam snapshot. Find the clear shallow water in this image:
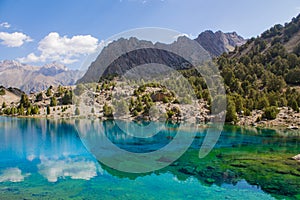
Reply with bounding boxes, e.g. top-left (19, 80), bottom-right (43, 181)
top-left (0, 117), bottom-right (299, 199)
